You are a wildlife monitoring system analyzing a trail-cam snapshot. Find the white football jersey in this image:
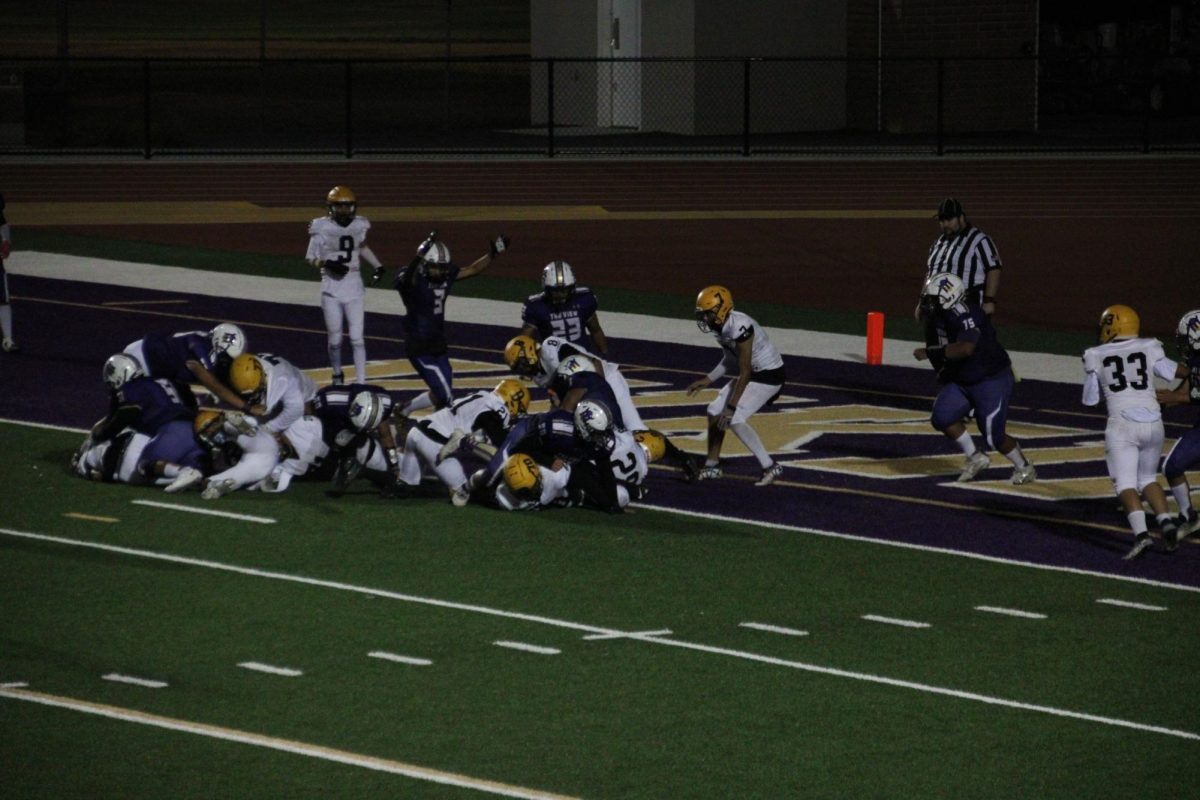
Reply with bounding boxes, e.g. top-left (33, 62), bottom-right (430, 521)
top-left (534, 335), bottom-right (598, 388)
top-left (306, 216), bottom-right (372, 299)
top-left (715, 310), bottom-right (784, 373)
top-left (1081, 337), bottom-right (1177, 422)
top-left (495, 464), bottom-right (572, 511)
top-left (607, 428), bottom-right (648, 487)
top-left (257, 353), bottom-right (319, 433)
top-left (424, 390), bottom-right (511, 439)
